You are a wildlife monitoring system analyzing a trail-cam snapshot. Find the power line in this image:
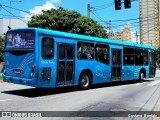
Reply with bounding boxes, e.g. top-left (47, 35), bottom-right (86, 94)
top-left (91, 0), bottom-right (138, 11)
top-left (96, 15), bottom-right (158, 30)
top-left (97, 15), bottom-right (158, 23)
top-left (91, 11), bottom-right (105, 21)
top-left (111, 17), bottom-right (154, 29)
top-left (91, 1), bottom-right (113, 7)
top-left (1, 4), bottom-right (31, 15)
top-left (131, 25), bottom-right (159, 41)
top-left (0, 13), bottom-right (31, 18)
top-left (91, 2), bottom-right (114, 11)
top-left (2, 6), bottom-right (27, 24)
